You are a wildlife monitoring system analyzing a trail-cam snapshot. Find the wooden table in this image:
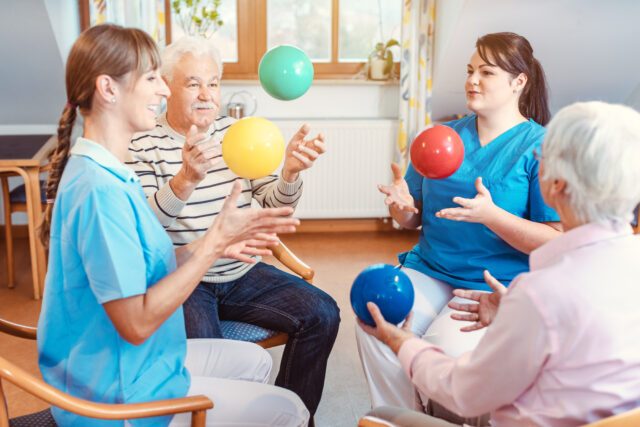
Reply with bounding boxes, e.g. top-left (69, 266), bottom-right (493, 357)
top-left (0, 134), bottom-right (56, 299)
